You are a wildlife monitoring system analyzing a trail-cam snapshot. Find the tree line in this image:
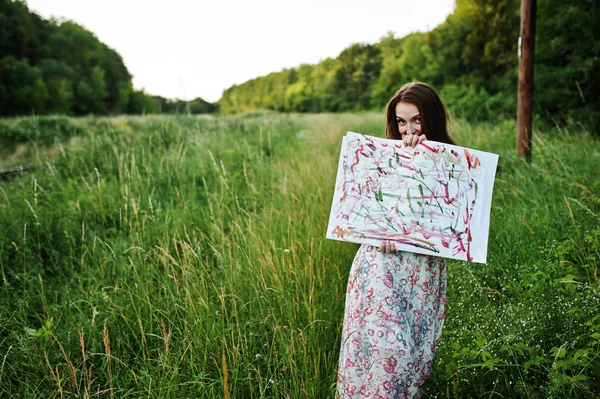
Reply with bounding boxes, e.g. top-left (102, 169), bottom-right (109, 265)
top-left (0, 0), bottom-right (217, 116)
top-left (220, 0), bottom-right (598, 131)
top-left (1, 0), bottom-right (597, 129)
